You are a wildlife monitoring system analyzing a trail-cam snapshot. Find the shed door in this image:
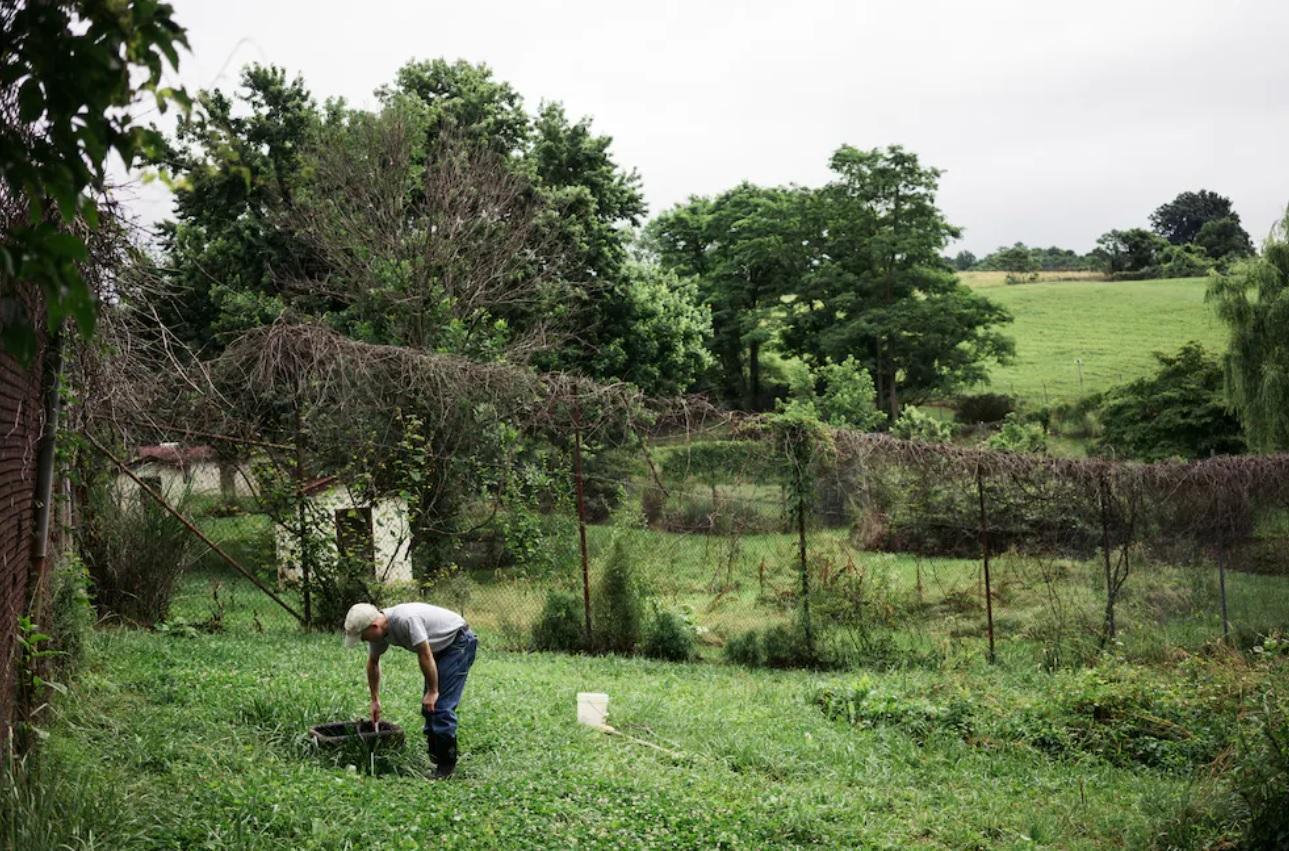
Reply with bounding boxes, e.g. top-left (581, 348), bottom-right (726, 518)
top-left (335, 507), bottom-right (375, 575)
